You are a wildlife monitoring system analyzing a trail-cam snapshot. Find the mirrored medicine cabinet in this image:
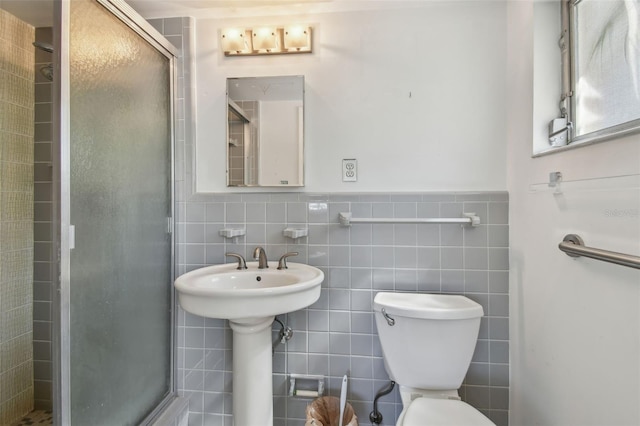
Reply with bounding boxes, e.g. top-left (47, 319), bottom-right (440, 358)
top-left (226, 75), bottom-right (305, 187)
